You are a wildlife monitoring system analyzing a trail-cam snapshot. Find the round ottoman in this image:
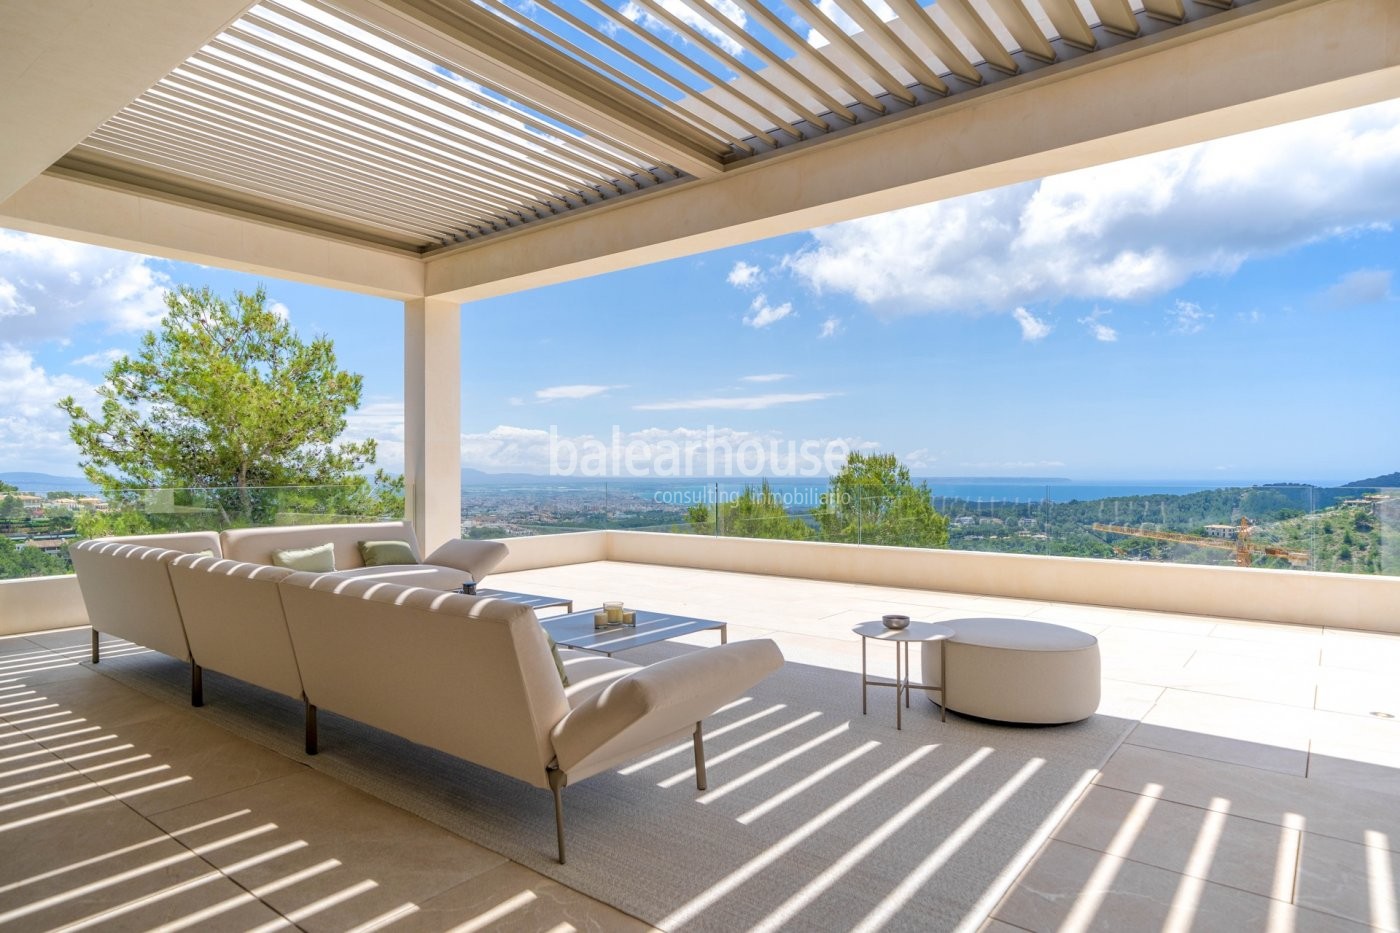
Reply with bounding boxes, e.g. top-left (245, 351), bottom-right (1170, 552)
top-left (920, 618), bottom-right (1100, 724)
